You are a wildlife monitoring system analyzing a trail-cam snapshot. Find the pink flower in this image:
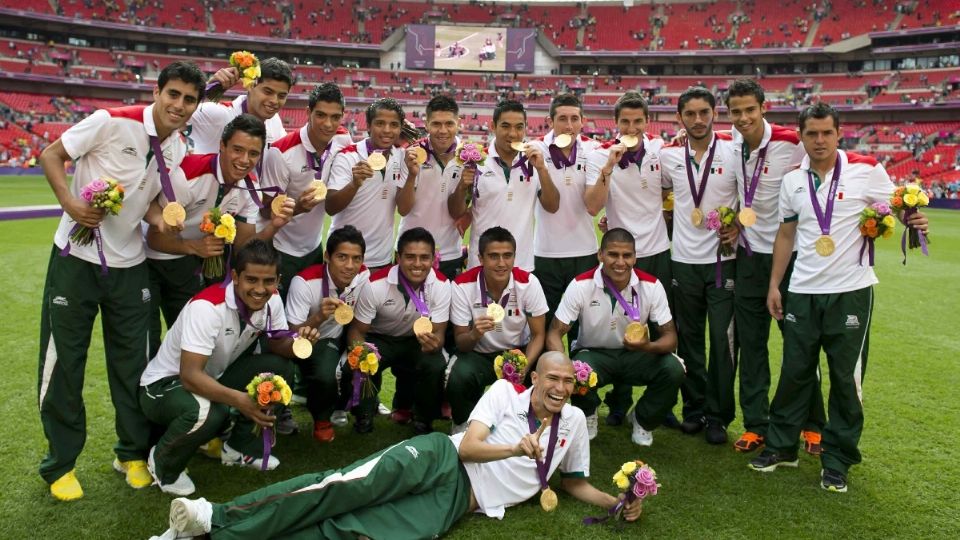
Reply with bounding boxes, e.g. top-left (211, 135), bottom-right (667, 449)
top-left (632, 481), bottom-right (647, 499)
top-left (636, 467), bottom-right (655, 485)
top-left (502, 362), bottom-right (516, 376)
top-left (706, 210), bottom-right (722, 231)
top-left (872, 202), bottom-right (891, 215)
